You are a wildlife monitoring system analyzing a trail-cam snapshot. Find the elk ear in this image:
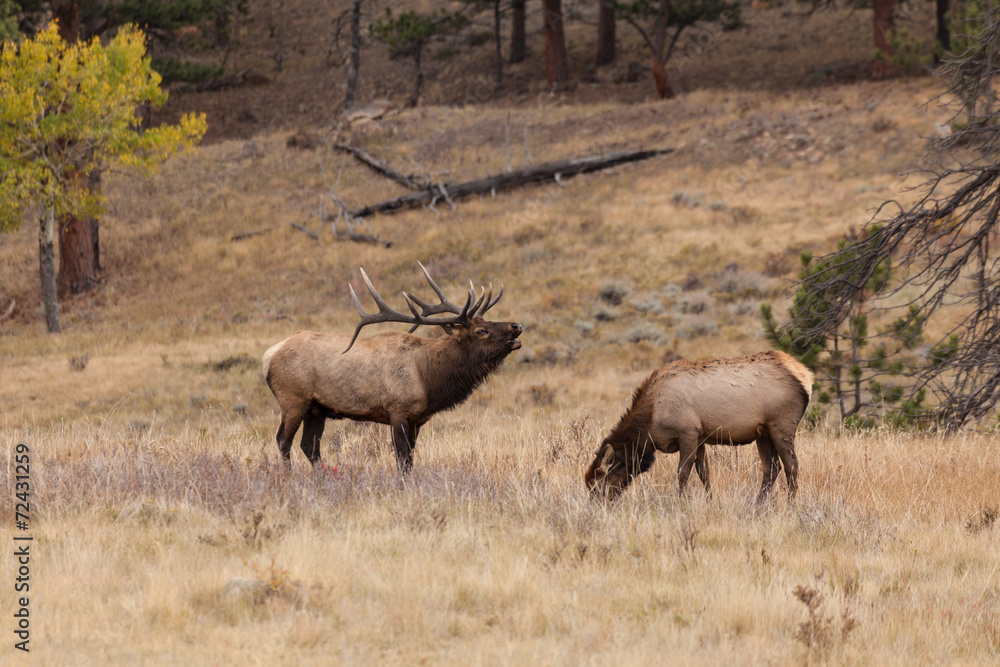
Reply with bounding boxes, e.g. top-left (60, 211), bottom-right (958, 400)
top-left (595, 443), bottom-right (616, 475)
top-left (441, 323), bottom-right (467, 337)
